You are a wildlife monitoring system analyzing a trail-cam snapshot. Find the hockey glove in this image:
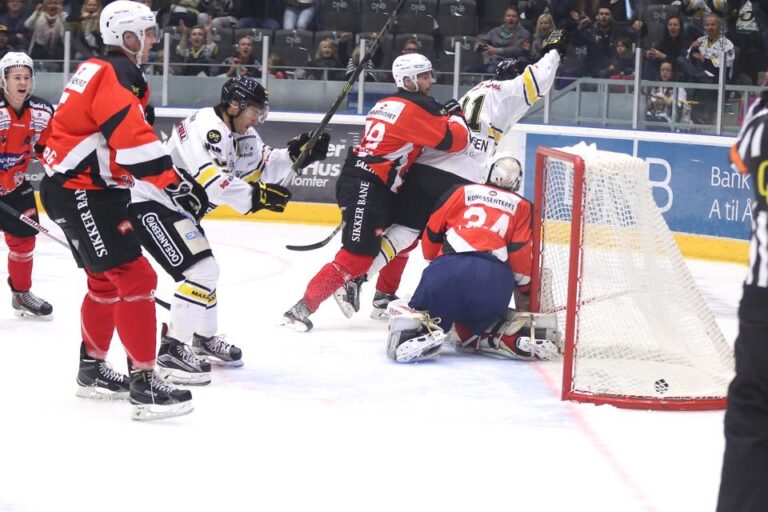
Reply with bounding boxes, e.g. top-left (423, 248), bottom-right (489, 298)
top-left (144, 104), bottom-right (155, 126)
top-left (287, 131), bottom-right (331, 170)
top-left (165, 168), bottom-right (209, 222)
top-left (251, 181), bottom-right (291, 213)
top-left (542, 29), bottom-right (568, 59)
top-left (441, 99), bottom-right (463, 117)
